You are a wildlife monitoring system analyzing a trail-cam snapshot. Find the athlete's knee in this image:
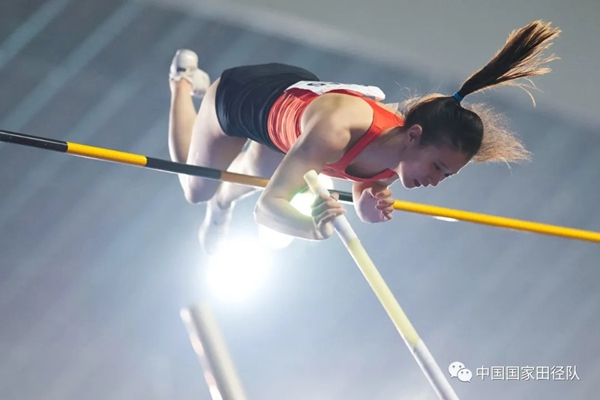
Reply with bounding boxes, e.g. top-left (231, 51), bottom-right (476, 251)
top-left (184, 186), bottom-right (215, 204)
top-left (183, 177), bottom-right (220, 204)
